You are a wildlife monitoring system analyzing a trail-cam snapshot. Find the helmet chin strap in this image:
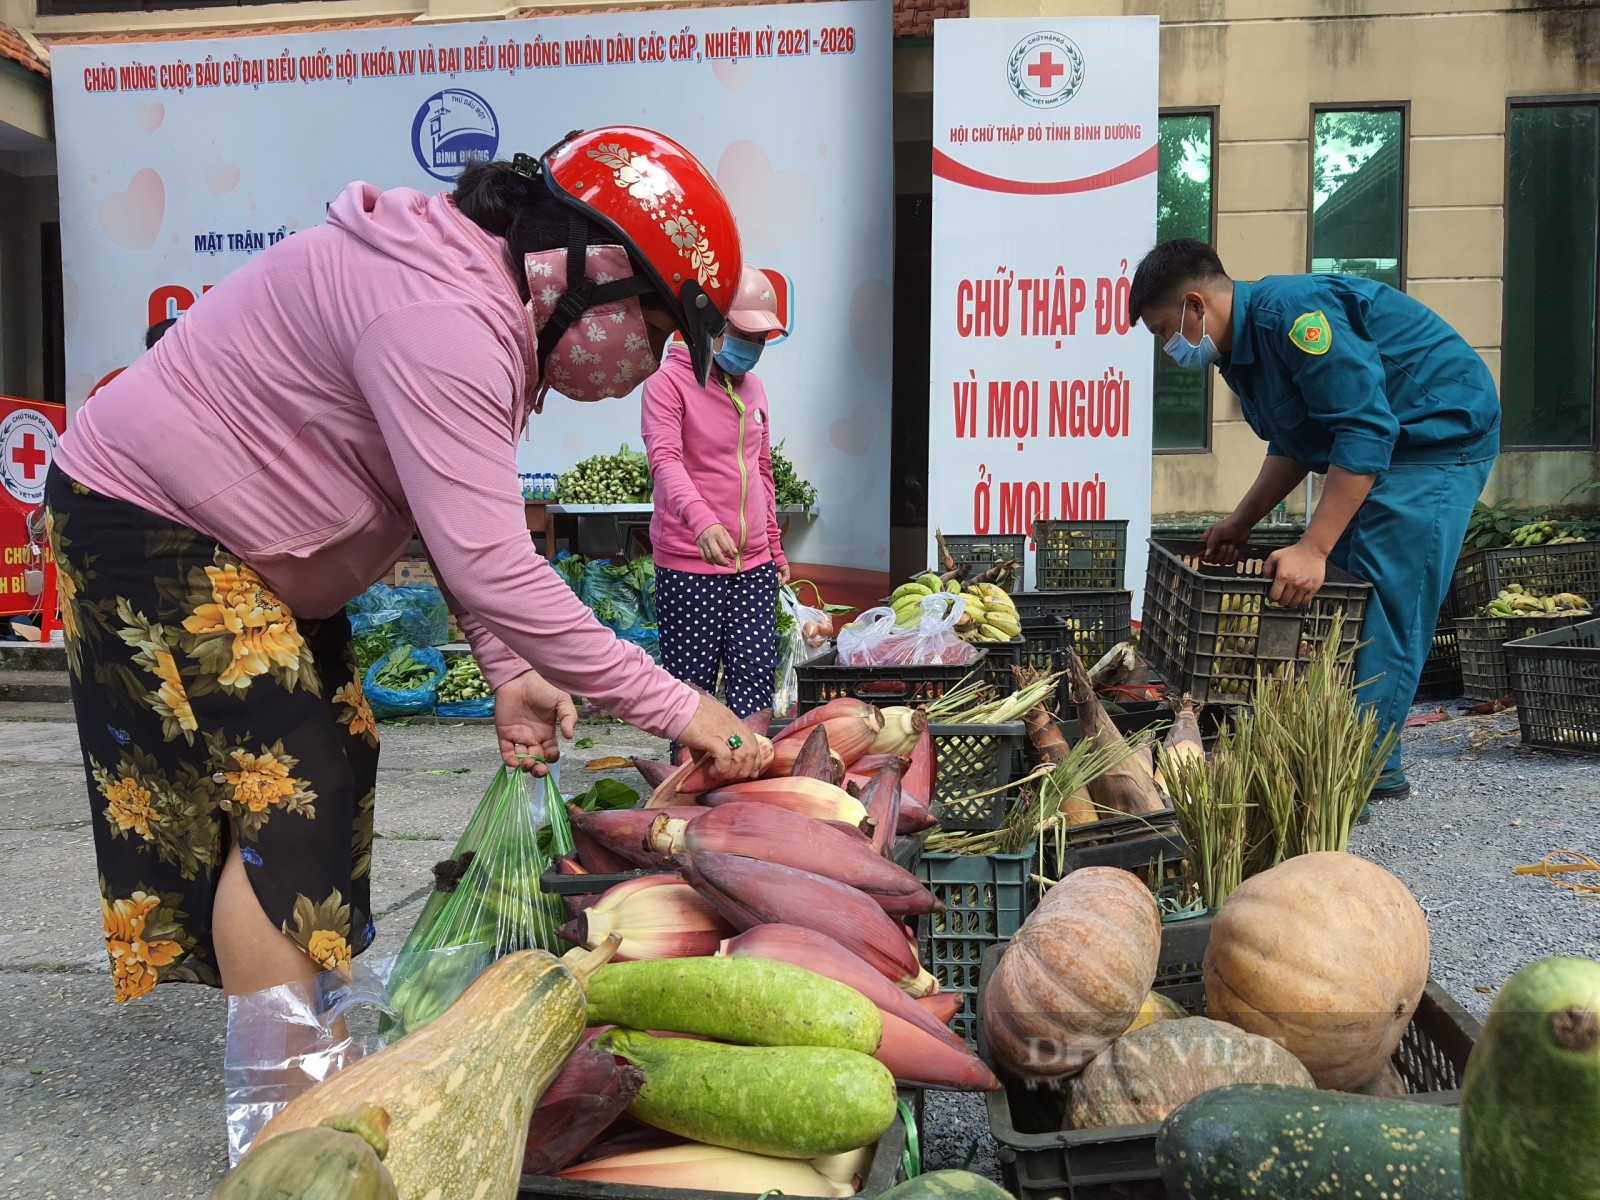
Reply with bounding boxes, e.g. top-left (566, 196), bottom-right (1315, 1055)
top-left (534, 211), bottom-right (655, 381)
